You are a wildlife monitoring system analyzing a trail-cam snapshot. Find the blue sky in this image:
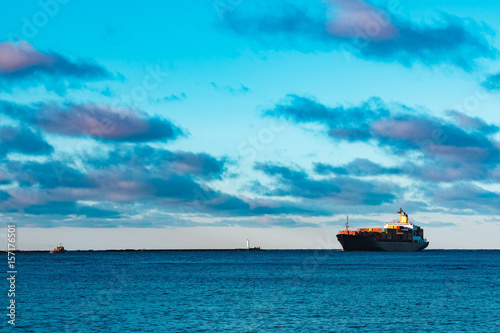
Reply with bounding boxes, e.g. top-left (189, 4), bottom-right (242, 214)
top-left (0, 0), bottom-right (499, 249)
